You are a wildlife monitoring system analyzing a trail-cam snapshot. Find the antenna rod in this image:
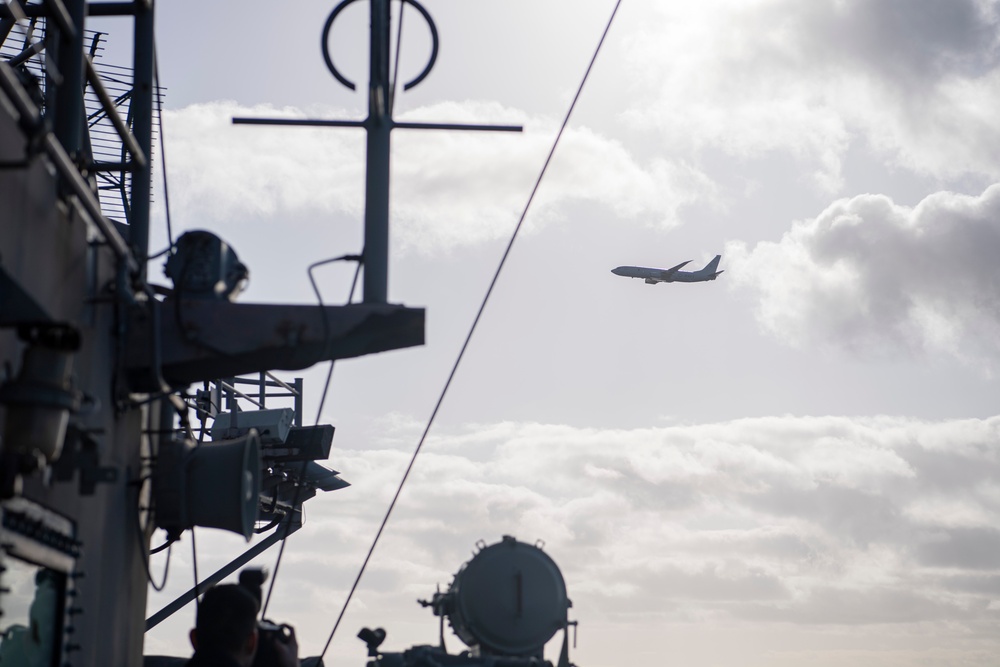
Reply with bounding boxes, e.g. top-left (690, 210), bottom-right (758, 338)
top-left (129, 0), bottom-right (154, 280)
